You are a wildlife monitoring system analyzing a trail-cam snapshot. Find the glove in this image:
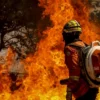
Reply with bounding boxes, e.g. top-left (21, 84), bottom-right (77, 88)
top-left (60, 78), bottom-right (69, 85)
top-left (66, 88), bottom-right (72, 100)
top-left (66, 92), bottom-right (72, 100)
